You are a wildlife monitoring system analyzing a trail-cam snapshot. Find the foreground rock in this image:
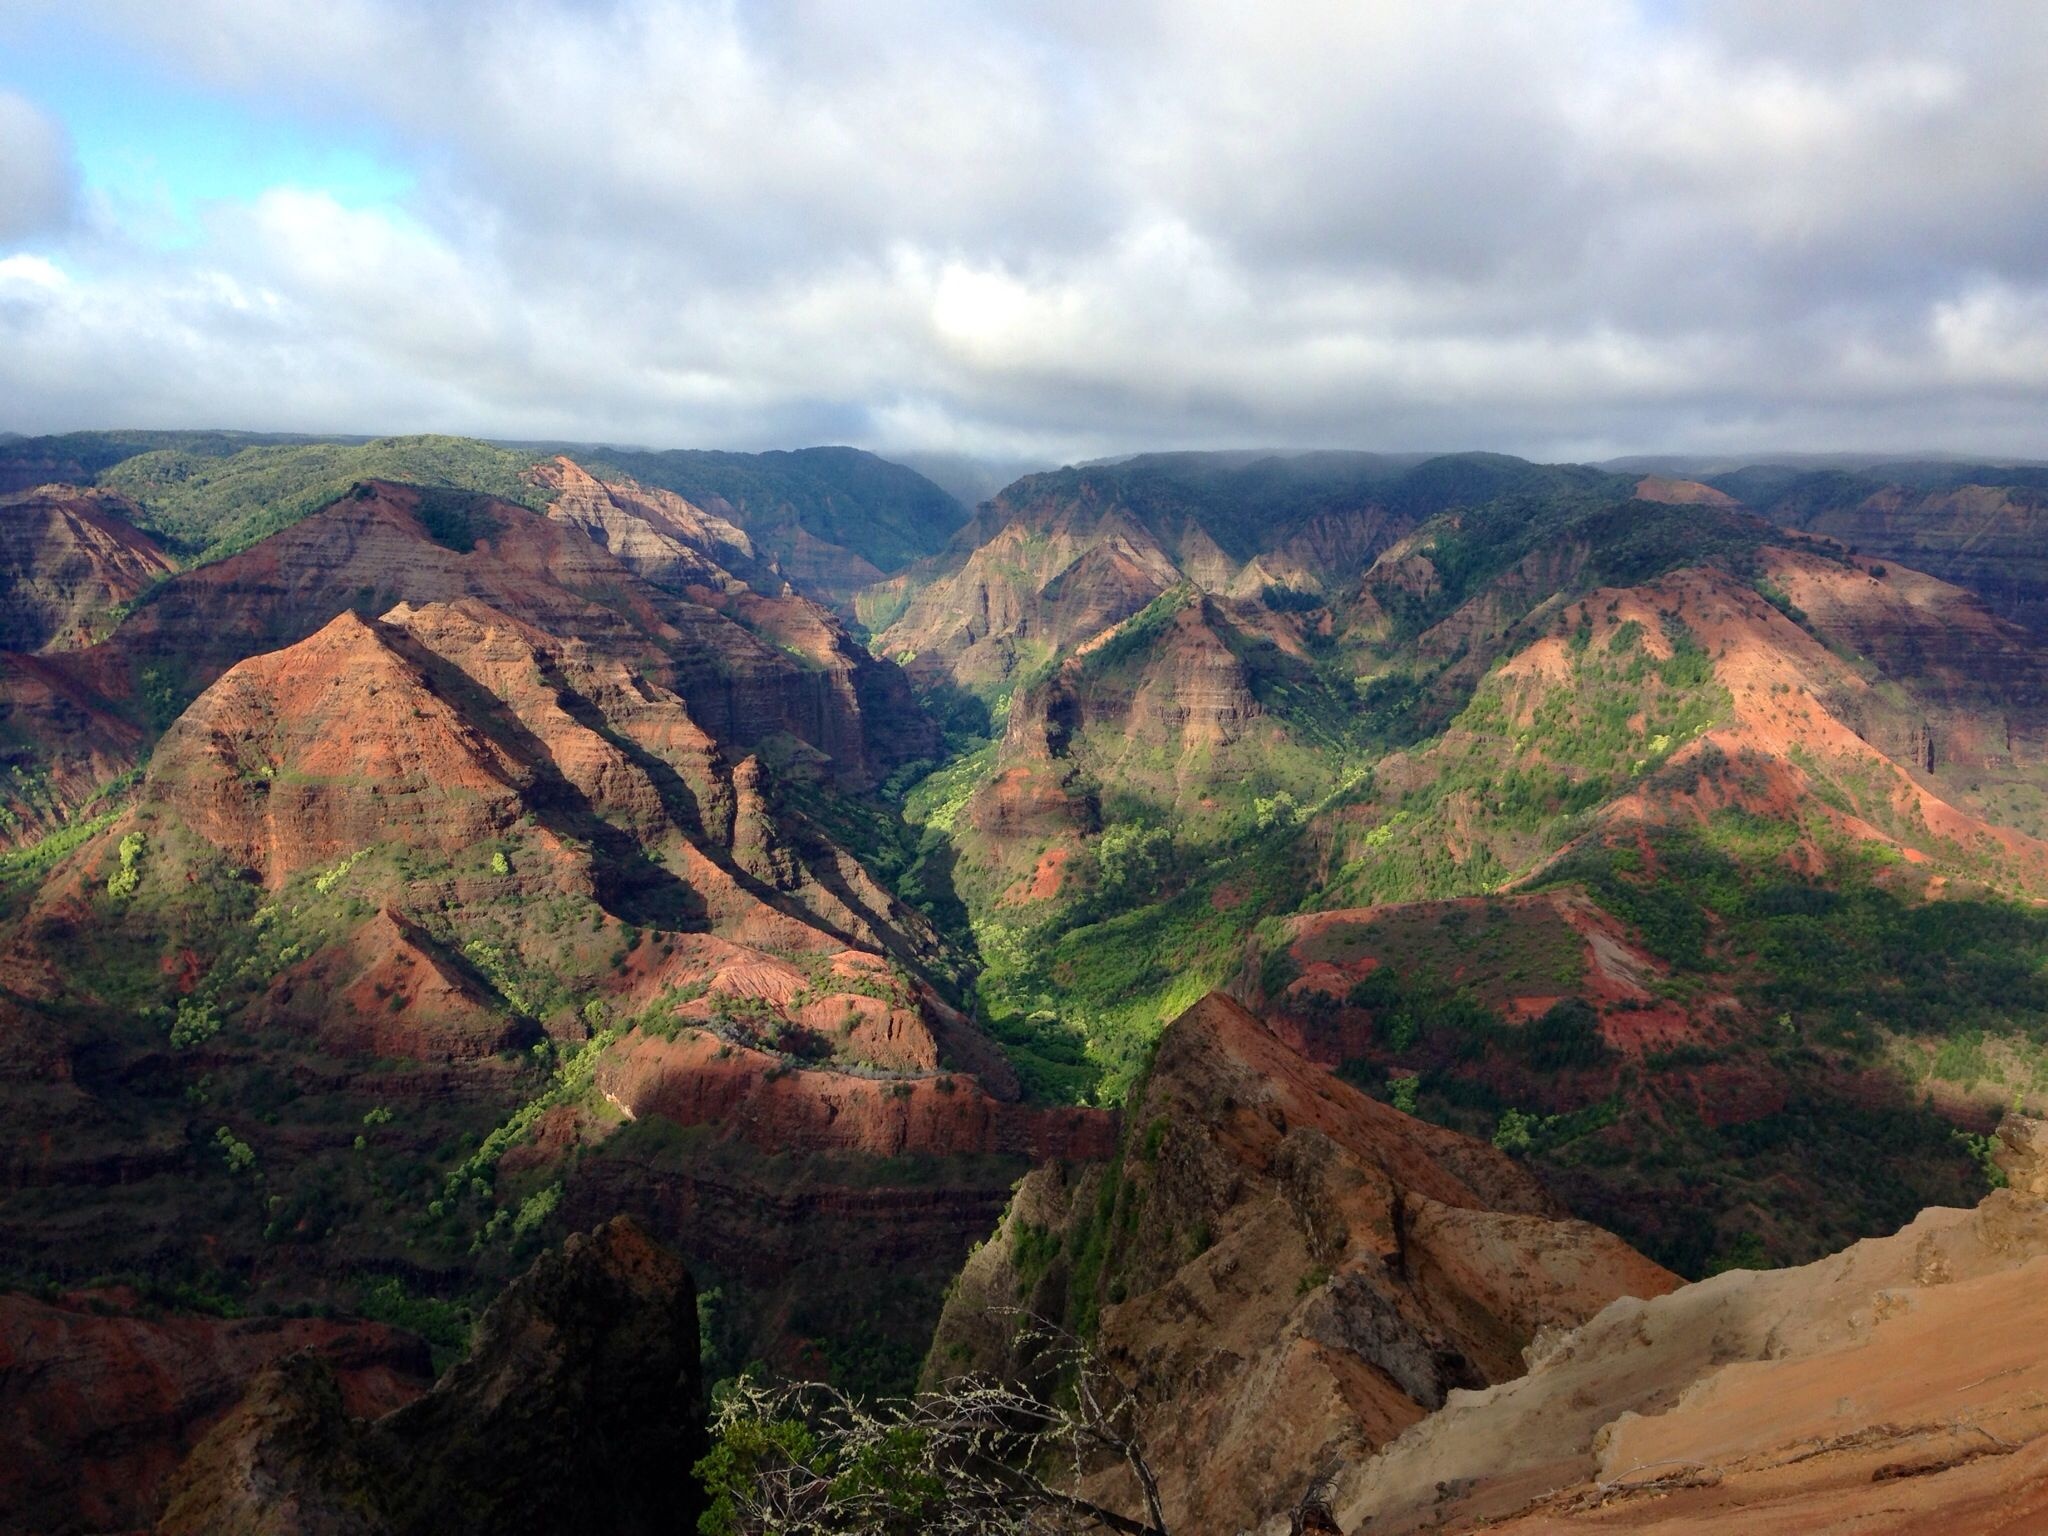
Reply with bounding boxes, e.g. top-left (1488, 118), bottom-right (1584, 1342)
top-left (156, 1217), bottom-right (704, 1536)
top-left (928, 993), bottom-right (1677, 1534)
top-left (0, 1291), bottom-right (428, 1536)
top-left (1320, 1121), bottom-right (2048, 1534)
